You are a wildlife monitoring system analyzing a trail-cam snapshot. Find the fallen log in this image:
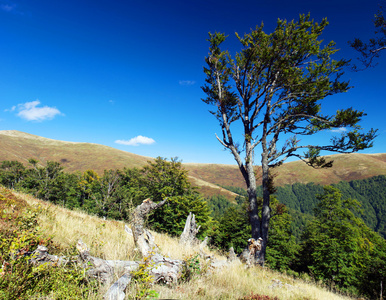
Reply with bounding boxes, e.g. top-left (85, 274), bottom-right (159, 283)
top-left (103, 273), bottom-right (131, 300)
